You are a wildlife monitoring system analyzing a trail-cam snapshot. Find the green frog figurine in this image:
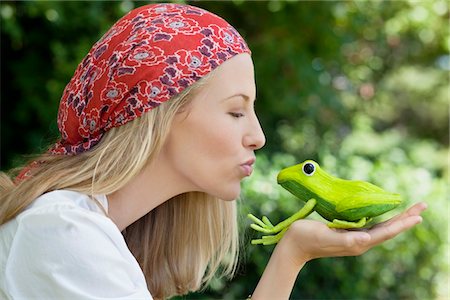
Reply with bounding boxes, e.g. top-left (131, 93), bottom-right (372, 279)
top-left (248, 160), bottom-right (402, 245)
